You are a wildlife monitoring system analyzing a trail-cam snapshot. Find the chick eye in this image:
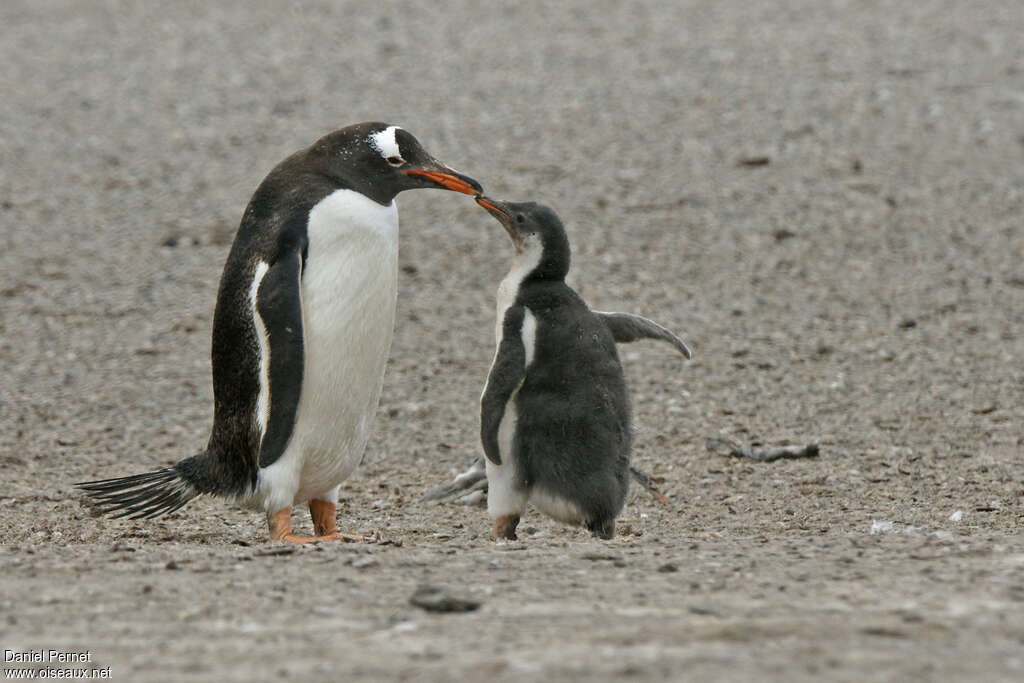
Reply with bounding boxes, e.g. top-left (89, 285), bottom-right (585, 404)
top-left (516, 214), bottom-right (525, 224)
top-left (386, 156), bottom-right (404, 167)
